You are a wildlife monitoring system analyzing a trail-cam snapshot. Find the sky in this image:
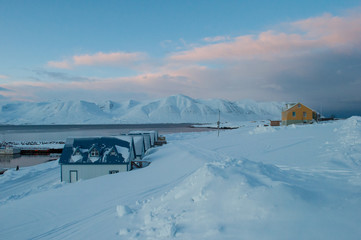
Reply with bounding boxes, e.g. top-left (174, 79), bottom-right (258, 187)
top-left (0, 0), bottom-right (361, 117)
